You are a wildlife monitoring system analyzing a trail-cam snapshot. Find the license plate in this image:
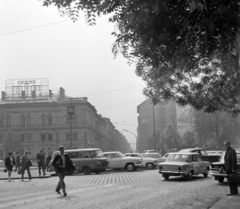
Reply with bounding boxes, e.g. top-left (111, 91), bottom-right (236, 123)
top-left (166, 166), bottom-right (177, 171)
